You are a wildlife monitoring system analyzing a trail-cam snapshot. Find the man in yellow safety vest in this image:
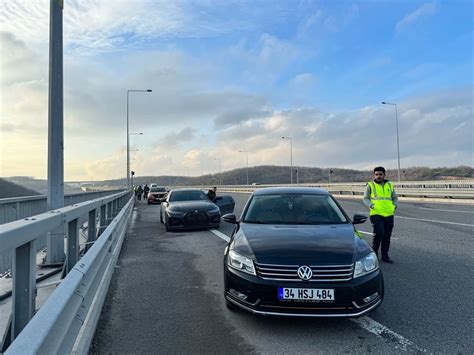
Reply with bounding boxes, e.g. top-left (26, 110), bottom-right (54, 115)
top-left (363, 166), bottom-right (398, 263)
